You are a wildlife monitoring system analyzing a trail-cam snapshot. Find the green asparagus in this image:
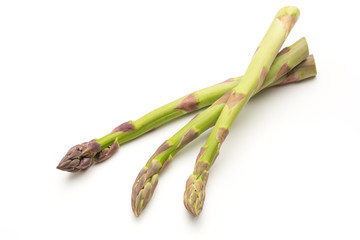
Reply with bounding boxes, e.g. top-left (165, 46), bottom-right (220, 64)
top-left (184, 6), bottom-right (301, 216)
